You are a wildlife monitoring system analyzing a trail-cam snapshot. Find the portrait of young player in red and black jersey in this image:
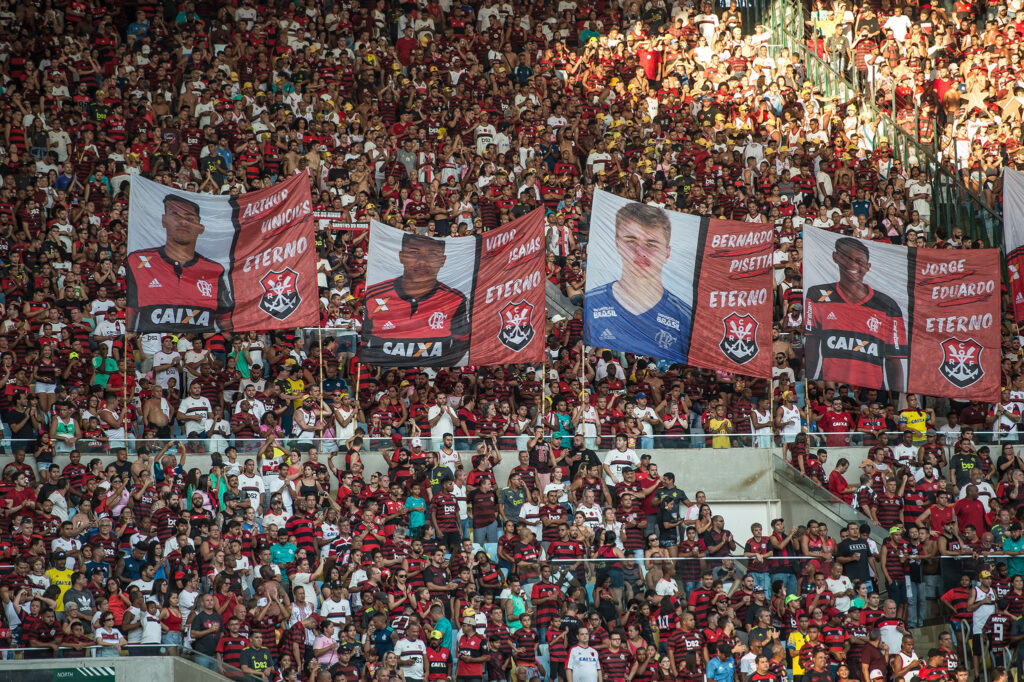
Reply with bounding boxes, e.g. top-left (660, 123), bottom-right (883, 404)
top-left (805, 237), bottom-right (907, 391)
top-left (126, 194), bottom-right (233, 333)
top-left (360, 232), bottom-right (470, 366)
